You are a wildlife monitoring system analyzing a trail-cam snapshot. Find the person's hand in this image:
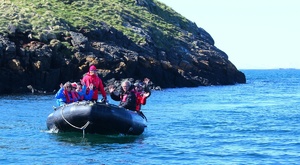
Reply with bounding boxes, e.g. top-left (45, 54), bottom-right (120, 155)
top-left (60, 83), bottom-right (63, 88)
top-left (89, 84), bottom-right (94, 90)
top-left (81, 79), bottom-right (85, 86)
top-left (100, 96), bottom-right (107, 103)
top-left (143, 92), bottom-right (150, 98)
top-left (108, 85), bottom-right (115, 93)
top-left (144, 78), bottom-right (150, 85)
